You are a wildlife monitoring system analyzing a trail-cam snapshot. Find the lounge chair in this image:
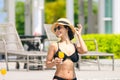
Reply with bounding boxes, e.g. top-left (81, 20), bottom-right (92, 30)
top-left (78, 39), bottom-right (114, 71)
top-left (0, 23), bottom-right (47, 71)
